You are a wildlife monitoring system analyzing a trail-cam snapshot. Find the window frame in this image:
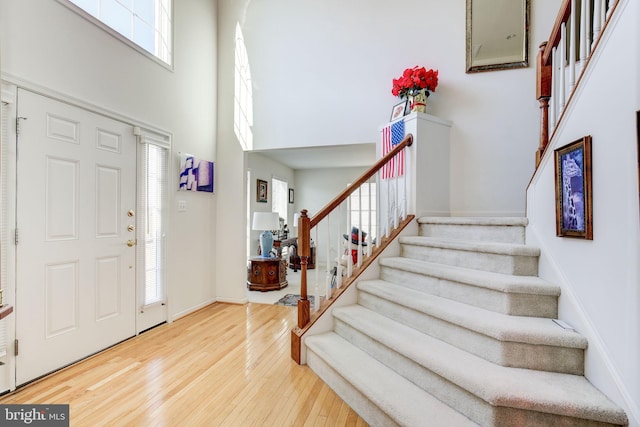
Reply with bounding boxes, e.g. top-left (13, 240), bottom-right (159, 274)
top-left (56, 0), bottom-right (174, 70)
